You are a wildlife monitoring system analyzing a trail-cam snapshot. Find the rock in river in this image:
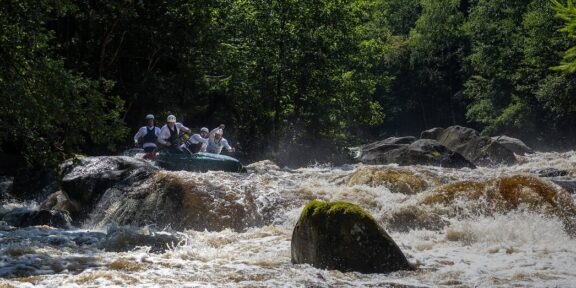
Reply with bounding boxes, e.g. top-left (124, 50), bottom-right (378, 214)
top-left (60, 156), bottom-right (158, 215)
top-left (491, 135), bottom-right (534, 155)
top-left (291, 200), bottom-right (412, 273)
top-left (60, 156), bottom-right (261, 231)
top-left (358, 139), bottom-right (475, 169)
top-left (1, 209), bottom-right (72, 228)
top-left (436, 126), bottom-right (517, 166)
